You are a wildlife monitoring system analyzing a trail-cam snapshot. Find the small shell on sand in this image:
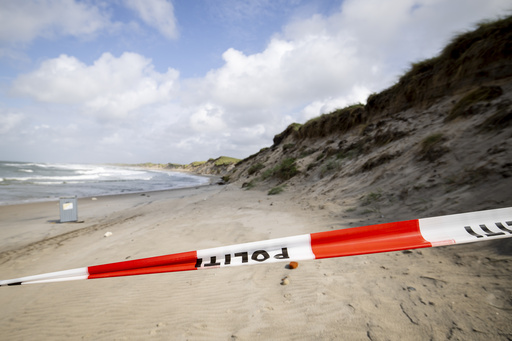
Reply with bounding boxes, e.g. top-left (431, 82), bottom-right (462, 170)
top-left (104, 231), bottom-right (113, 237)
top-left (288, 261), bottom-right (299, 269)
top-left (281, 277), bottom-right (290, 285)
